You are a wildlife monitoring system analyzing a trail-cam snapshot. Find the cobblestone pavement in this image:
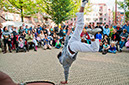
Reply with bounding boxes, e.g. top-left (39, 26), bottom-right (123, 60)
top-left (0, 48), bottom-right (129, 85)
